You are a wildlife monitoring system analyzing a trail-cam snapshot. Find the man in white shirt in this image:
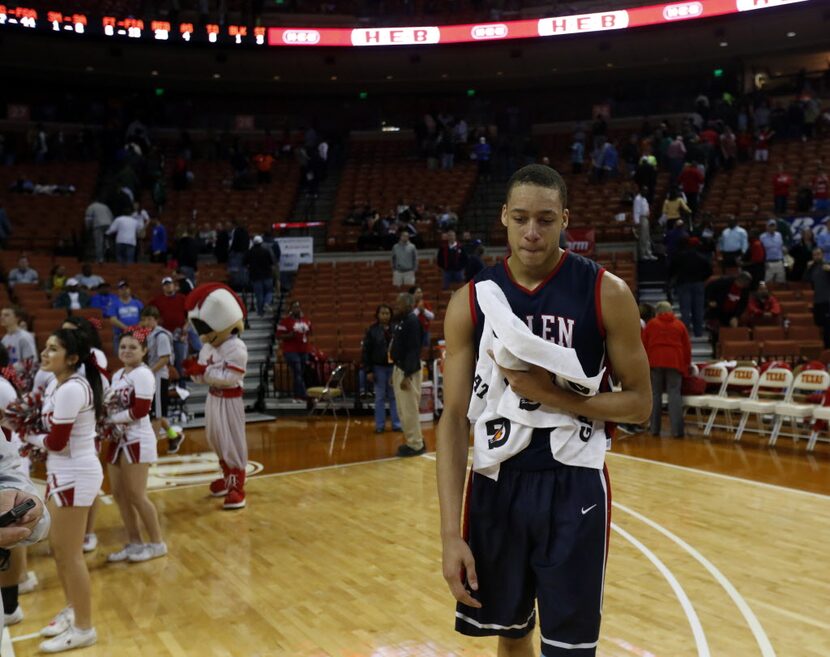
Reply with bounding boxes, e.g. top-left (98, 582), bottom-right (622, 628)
top-left (84, 198), bottom-right (113, 263)
top-left (0, 306), bottom-right (38, 365)
top-left (633, 187), bottom-right (656, 260)
top-left (107, 213), bottom-right (141, 264)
